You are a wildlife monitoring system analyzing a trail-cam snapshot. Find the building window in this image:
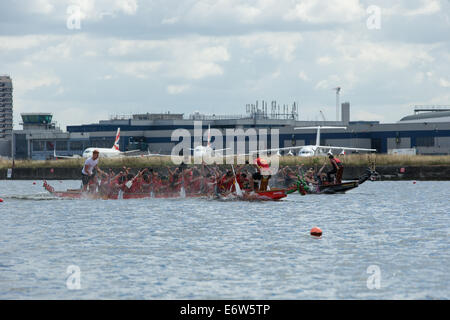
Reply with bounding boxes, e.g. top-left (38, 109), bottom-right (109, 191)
top-left (70, 141), bottom-right (84, 151)
top-left (46, 141), bottom-right (55, 151)
top-left (91, 139), bottom-right (114, 148)
top-left (416, 136), bottom-right (434, 147)
top-left (56, 141), bottom-right (68, 151)
top-left (33, 140), bottom-right (45, 151)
